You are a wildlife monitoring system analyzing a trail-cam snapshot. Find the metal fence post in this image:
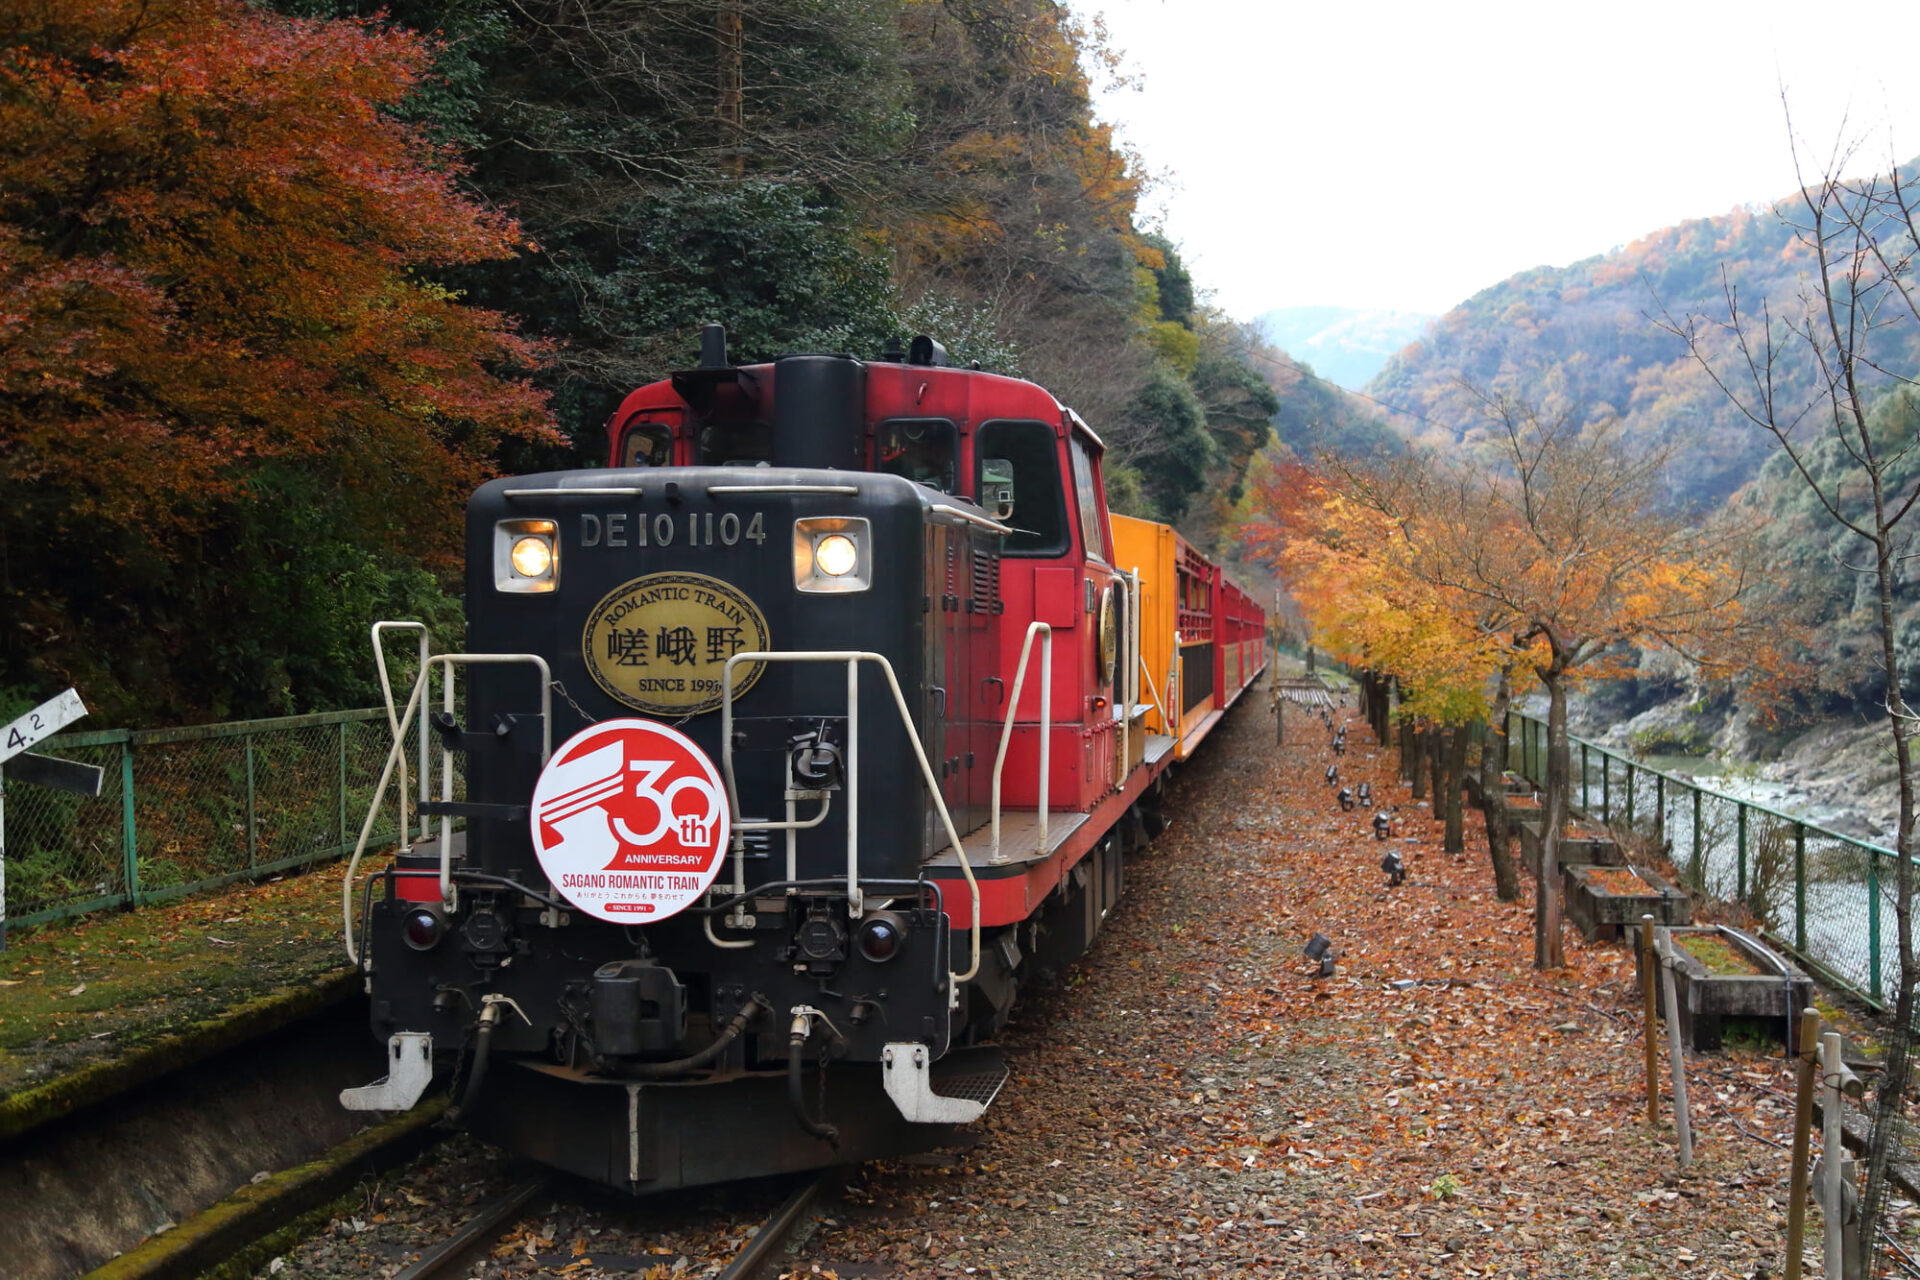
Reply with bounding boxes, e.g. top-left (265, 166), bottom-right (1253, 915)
top-left (1691, 786), bottom-right (1702, 886)
top-left (1581, 742), bottom-right (1589, 812)
top-left (120, 736), bottom-right (138, 907)
top-left (244, 732), bottom-right (258, 869)
top-left (1655, 774), bottom-right (1665, 841)
top-left (1870, 851), bottom-right (1884, 1003)
top-left (1795, 823), bottom-right (1807, 954)
top-left (1602, 756), bottom-right (1610, 824)
top-left (338, 720), bottom-right (349, 847)
top-left (1736, 804), bottom-right (1748, 903)
top-left (1626, 762), bottom-right (1636, 827)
